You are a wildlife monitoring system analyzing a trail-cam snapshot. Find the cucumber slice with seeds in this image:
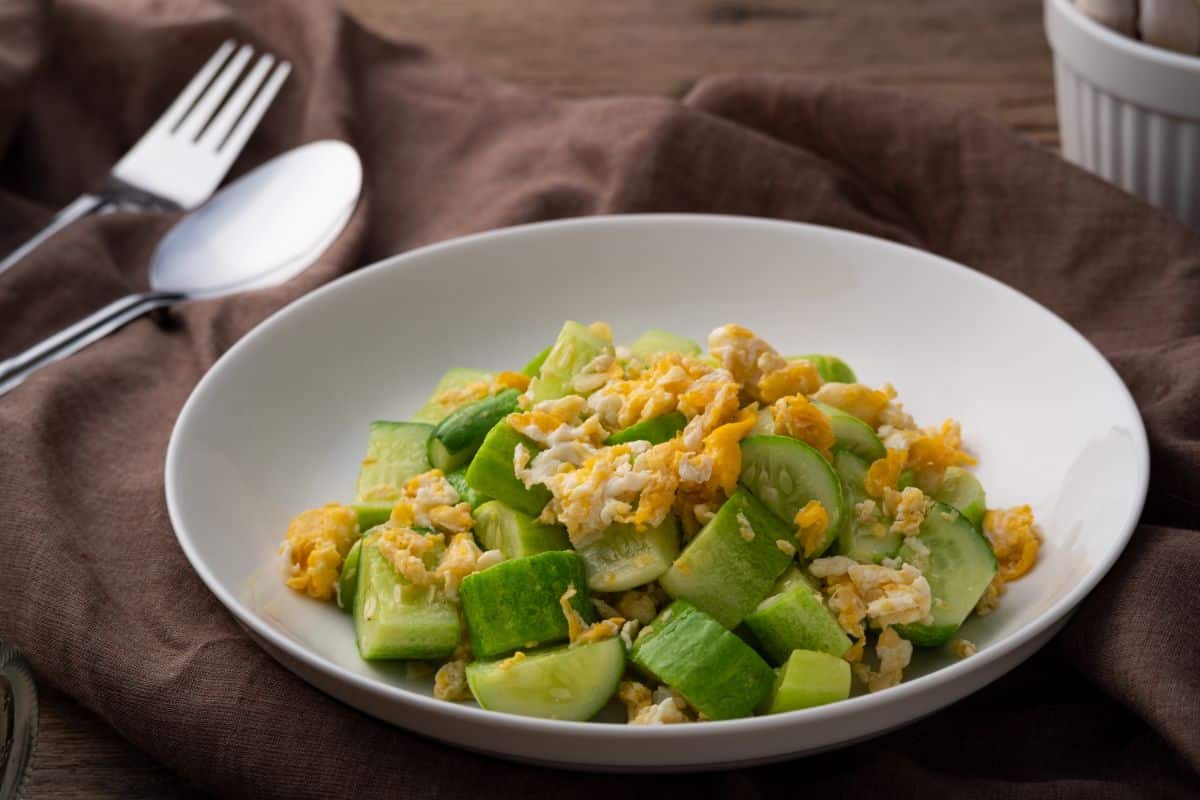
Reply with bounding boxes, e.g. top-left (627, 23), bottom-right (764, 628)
top-left (467, 637), bottom-right (626, 721)
top-left (628, 329), bottom-right (701, 360)
top-left (744, 581), bottom-right (851, 664)
top-left (833, 449), bottom-right (902, 563)
top-left (631, 600), bottom-right (774, 720)
top-left (527, 321), bottom-right (613, 403)
top-left (759, 650), bottom-right (851, 713)
top-left (412, 368), bottom-right (494, 424)
top-left (459, 551), bottom-right (594, 658)
top-left (354, 540), bottom-right (459, 660)
top-left (895, 501), bottom-right (997, 647)
top-left (429, 389), bottom-right (521, 472)
top-left (739, 435), bottom-right (845, 558)
top-left (473, 500), bottom-right (571, 559)
top-left (659, 487), bottom-right (794, 628)
top-left (577, 516), bottom-right (680, 592)
top-left (604, 411), bottom-right (687, 446)
top-left (354, 421), bottom-right (434, 504)
top-left (814, 402), bottom-right (886, 463)
top-left (932, 466), bottom-right (986, 527)
top-left (465, 421), bottom-right (552, 517)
